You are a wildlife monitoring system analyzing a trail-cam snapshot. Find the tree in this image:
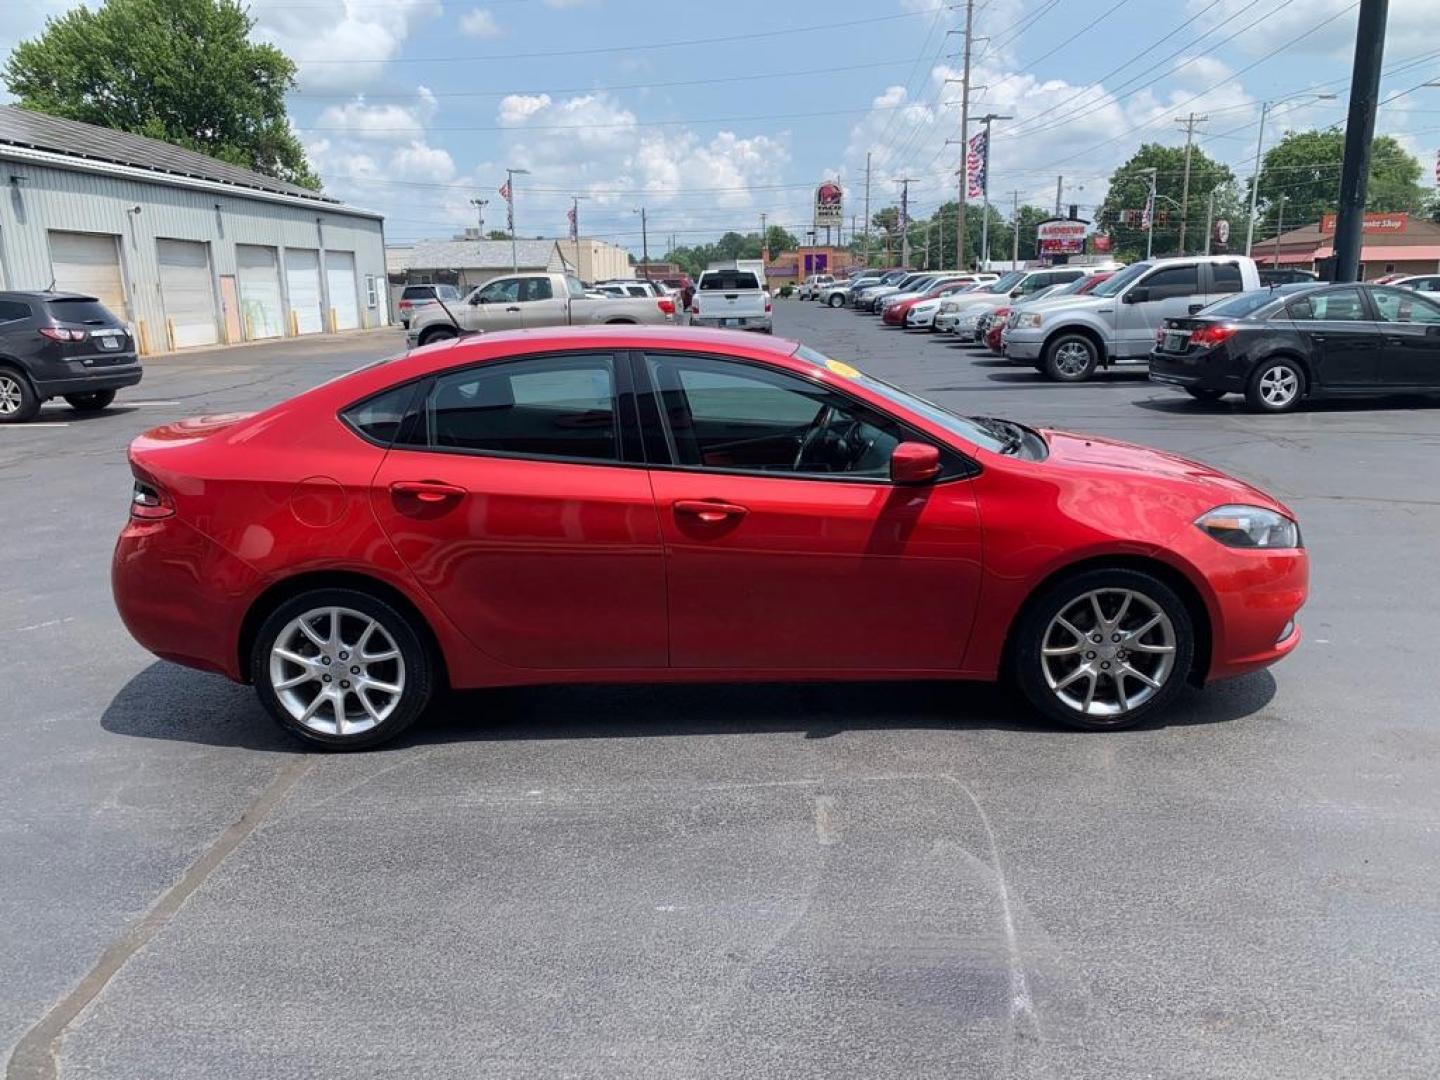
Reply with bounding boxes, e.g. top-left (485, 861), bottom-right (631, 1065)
top-left (486, 230), bottom-right (510, 240)
top-left (4, 0), bottom-right (319, 189)
top-left (1097, 143), bottom-right (1239, 262)
top-left (763, 225), bottom-right (799, 255)
top-left (1255, 129), bottom-right (1426, 235)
